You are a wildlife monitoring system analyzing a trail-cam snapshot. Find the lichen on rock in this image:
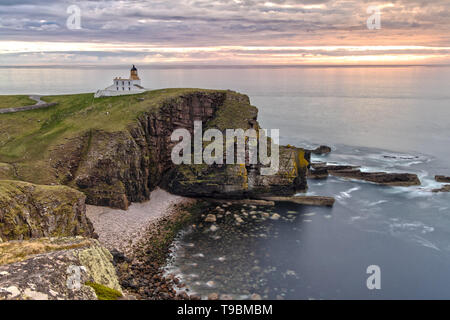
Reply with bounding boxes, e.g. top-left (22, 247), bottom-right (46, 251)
top-left (0, 237), bottom-right (122, 300)
top-left (77, 244), bottom-right (122, 293)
